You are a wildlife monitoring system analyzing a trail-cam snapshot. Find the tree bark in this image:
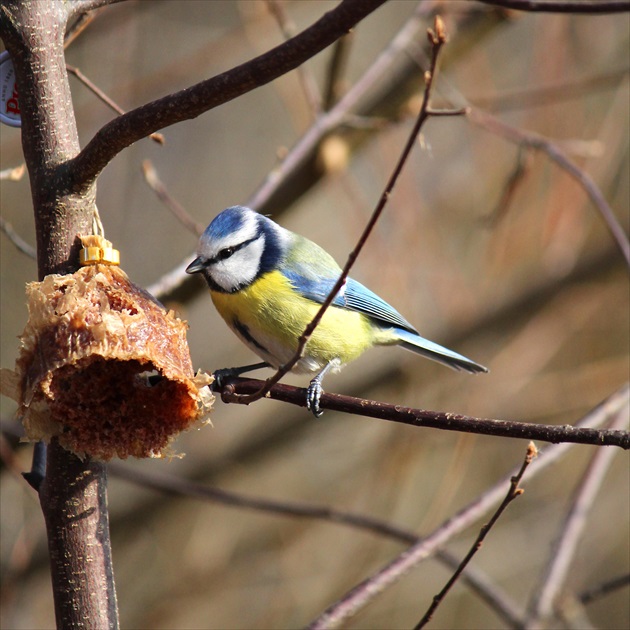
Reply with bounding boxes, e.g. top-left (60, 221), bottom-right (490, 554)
top-left (0, 2), bottom-right (118, 627)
